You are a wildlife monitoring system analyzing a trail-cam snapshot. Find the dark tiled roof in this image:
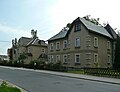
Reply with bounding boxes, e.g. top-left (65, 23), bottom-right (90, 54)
top-left (80, 18), bottom-right (112, 38)
top-left (48, 17), bottom-right (113, 41)
top-left (48, 29), bottom-right (68, 41)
